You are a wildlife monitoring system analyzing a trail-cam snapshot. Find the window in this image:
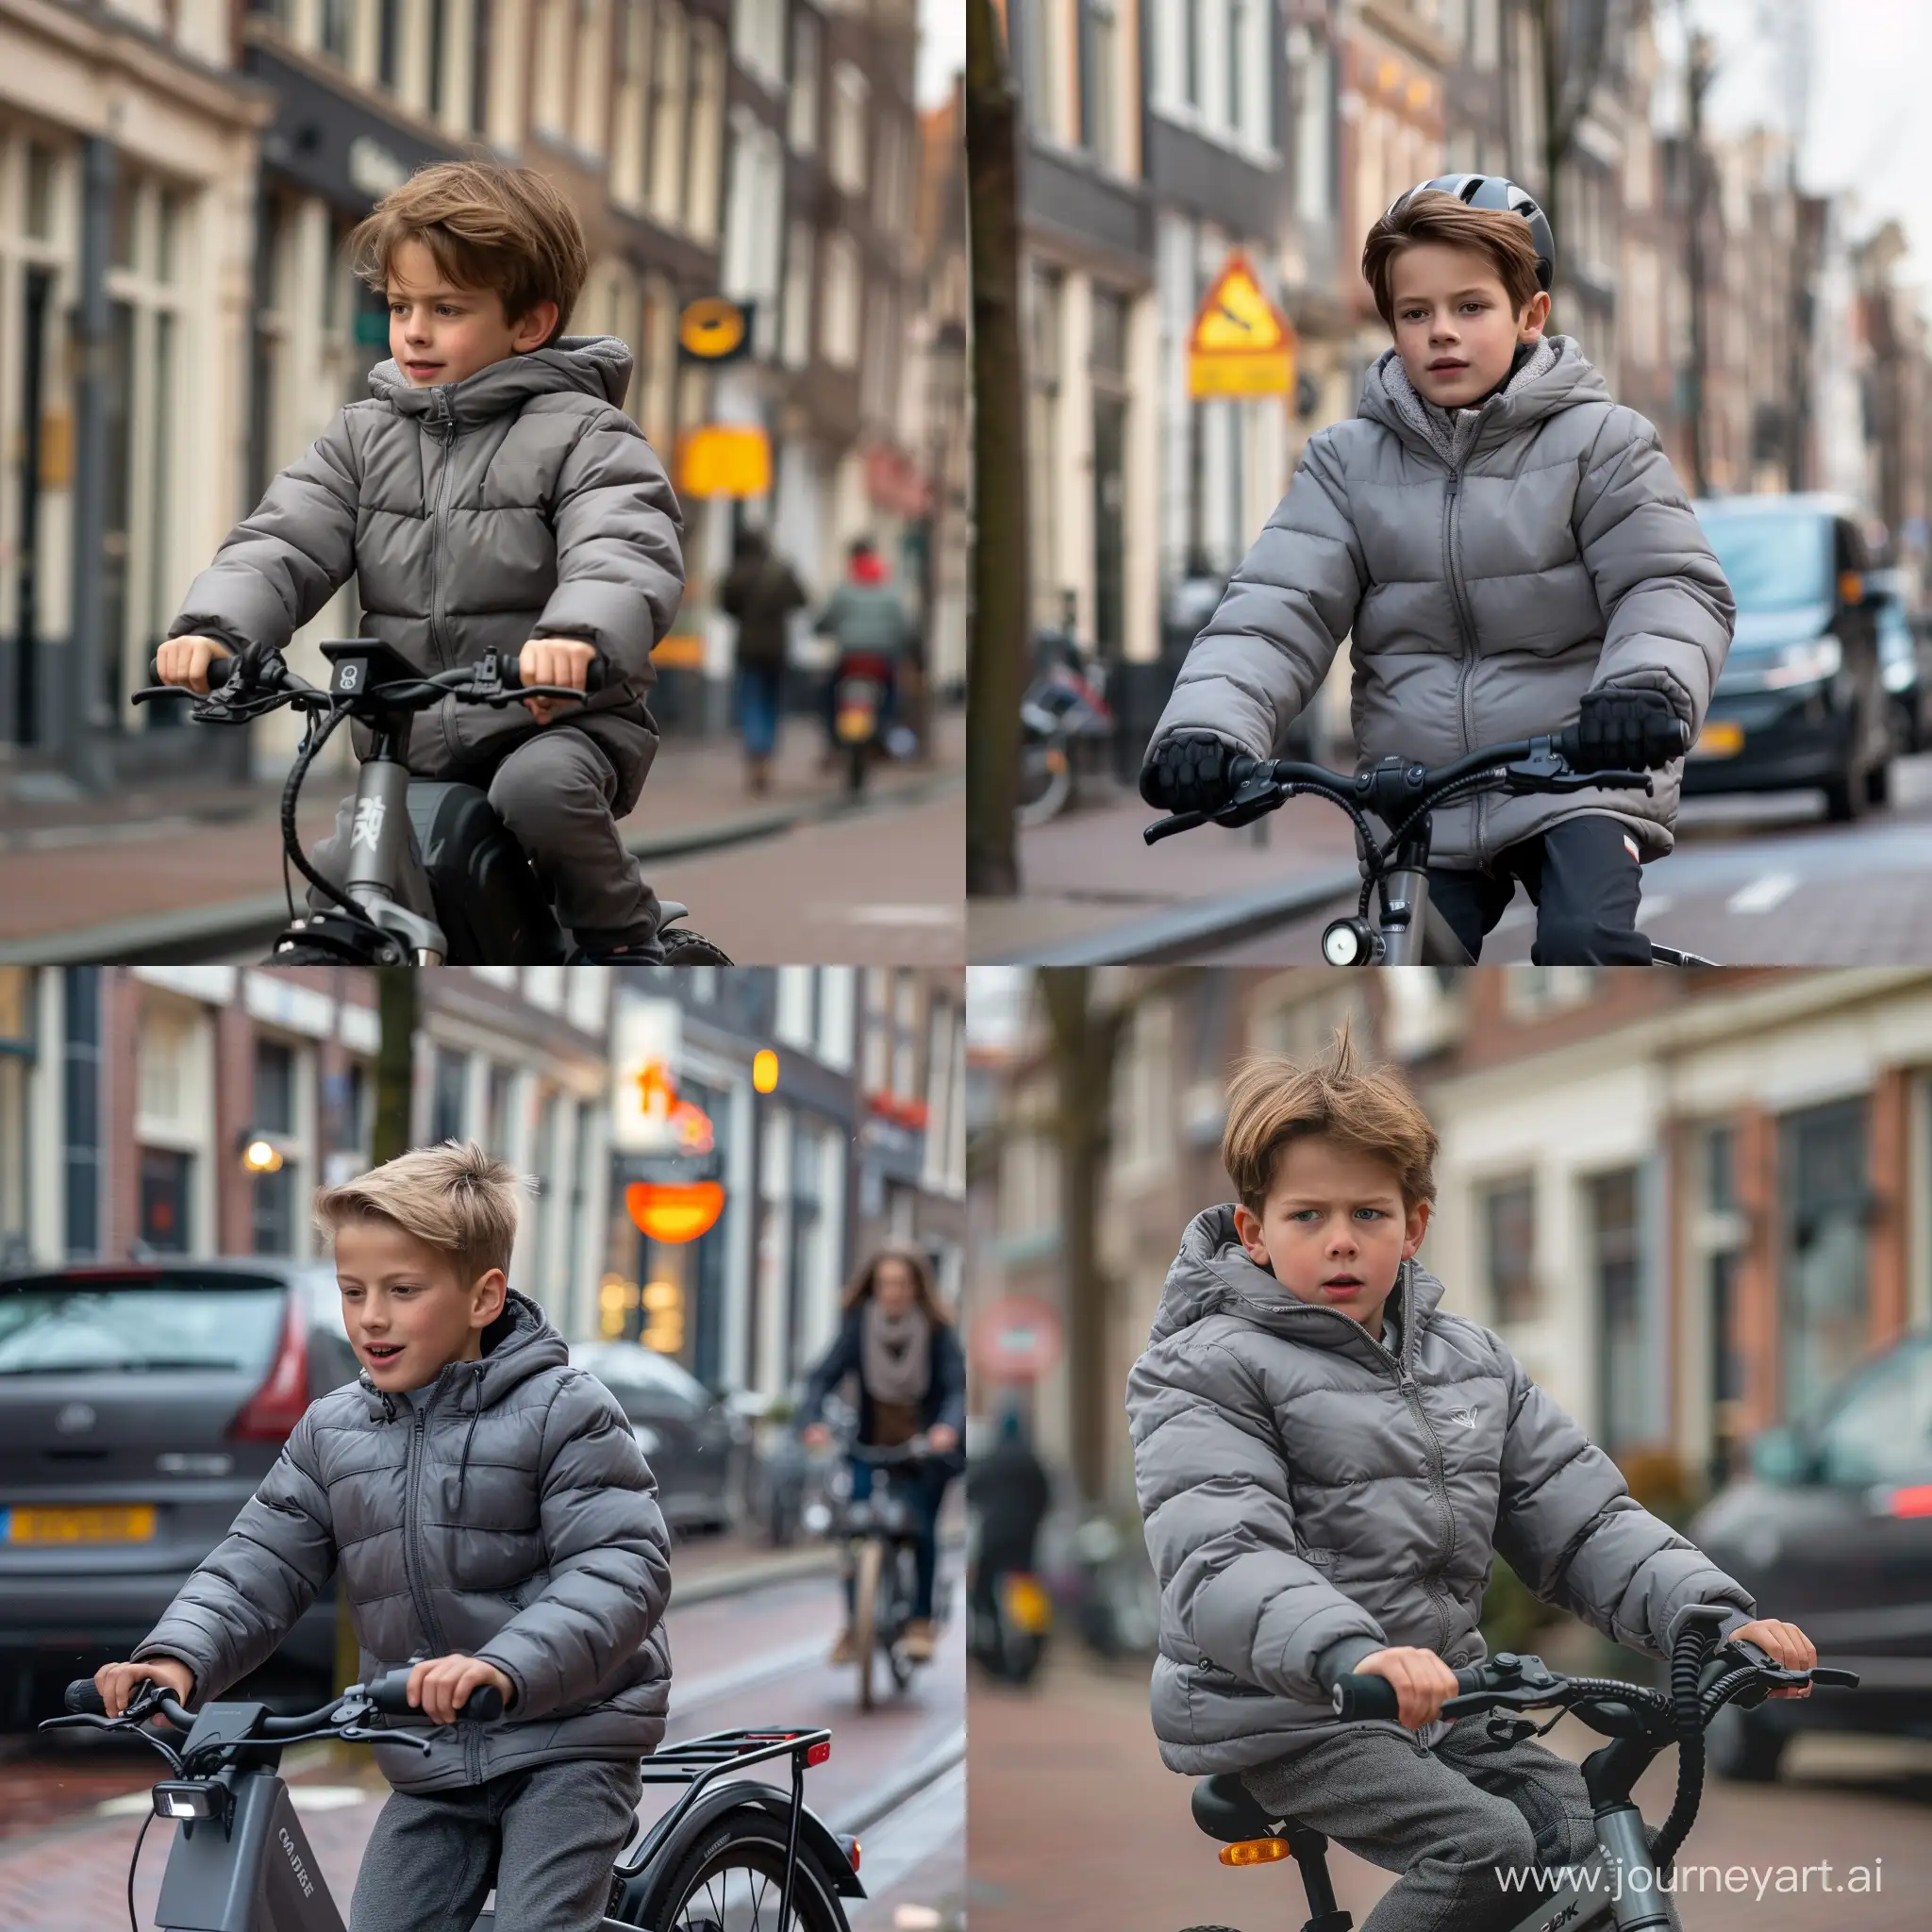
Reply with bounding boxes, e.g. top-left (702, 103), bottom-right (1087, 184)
top-left (1591, 1167), bottom-right (1659, 1454)
top-left (254, 1039), bottom-right (295, 1136)
top-left (534, 0), bottom-right (572, 134)
top-left (733, 0), bottom-right (784, 89)
top-left (781, 219), bottom-right (815, 368)
top-left (1780, 1098), bottom-right (1871, 1427)
top-left (1021, 0), bottom-right (1058, 138)
top-left (253, 1162), bottom-right (298, 1254)
top-left (64, 968), bottom-right (102, 1257)
top-left (428, 0), bottom-right (449, 120)
top-left (574, 0), bottom-right (612, 154)
top-left (646, 2), bottom-right (690, 228)
top-left (140, 1148), bottom-right (193, 1255)
top-left (1026, 266), bottom-right (1062, 626)
top-left (379, 0), bottom-right (402, 88)
top-left (775, 968), bottom-right (815, 1050)
top-left (821, 232), bottom-right (861, 367)
top-left (1291, 29), bottom-right (1331, 224)
top-left (612, 0), bottom-right (654, 206)
top-left (1113, 999), bottom-right (1174, 1171)
top-left (432, 1048), bottom-right (468, 1143)
top-left (789, 8), bottom-right (821, 151)
top-left (1483, 1176), bottom-right (1539, 1324)
top-left (472, 0), bottom-right (494, 132)
top-left (321, 0), bottom-right (351, 60)
top-left (1082, 0), bottom-right (1120, 169)
top-left (829, 62), bottom-right (869, 195)
top-left (485, 1063), bottom-right (515, 1156)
